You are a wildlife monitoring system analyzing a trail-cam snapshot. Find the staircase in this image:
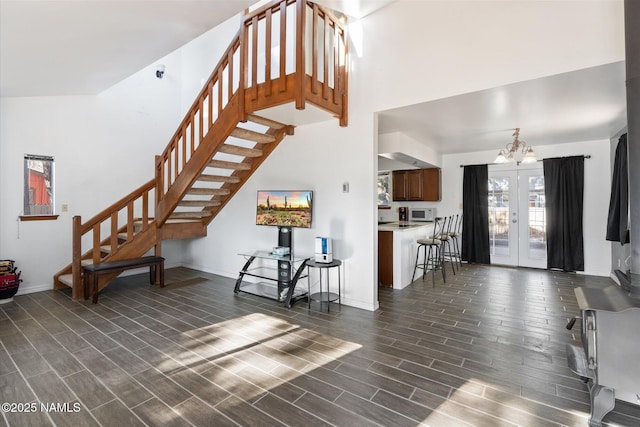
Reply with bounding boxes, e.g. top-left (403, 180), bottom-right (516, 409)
top-left (53, 0), bottom-right (348, 299)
